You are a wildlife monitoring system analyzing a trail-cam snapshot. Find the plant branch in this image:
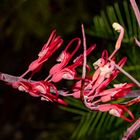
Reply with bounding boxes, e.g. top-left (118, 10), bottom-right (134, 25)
top-left (0, 72), bottom-right (65, 95)
top-left (135, 37), bottom-right (140, 47)
top-left (80, 24), bottom-right (87, 100)
top-left (130, 0), bottom-right (140, 27)
top-left (122, 117), bottom-right (140, 140)
top-left (1, 71), bottom-right (140, 98)
top-left (124, 90), bottom-right (140, 98)
top-left (81, 24), bottom-right (87, 80)
top-left (110, 61), bottom-right (140, 88)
